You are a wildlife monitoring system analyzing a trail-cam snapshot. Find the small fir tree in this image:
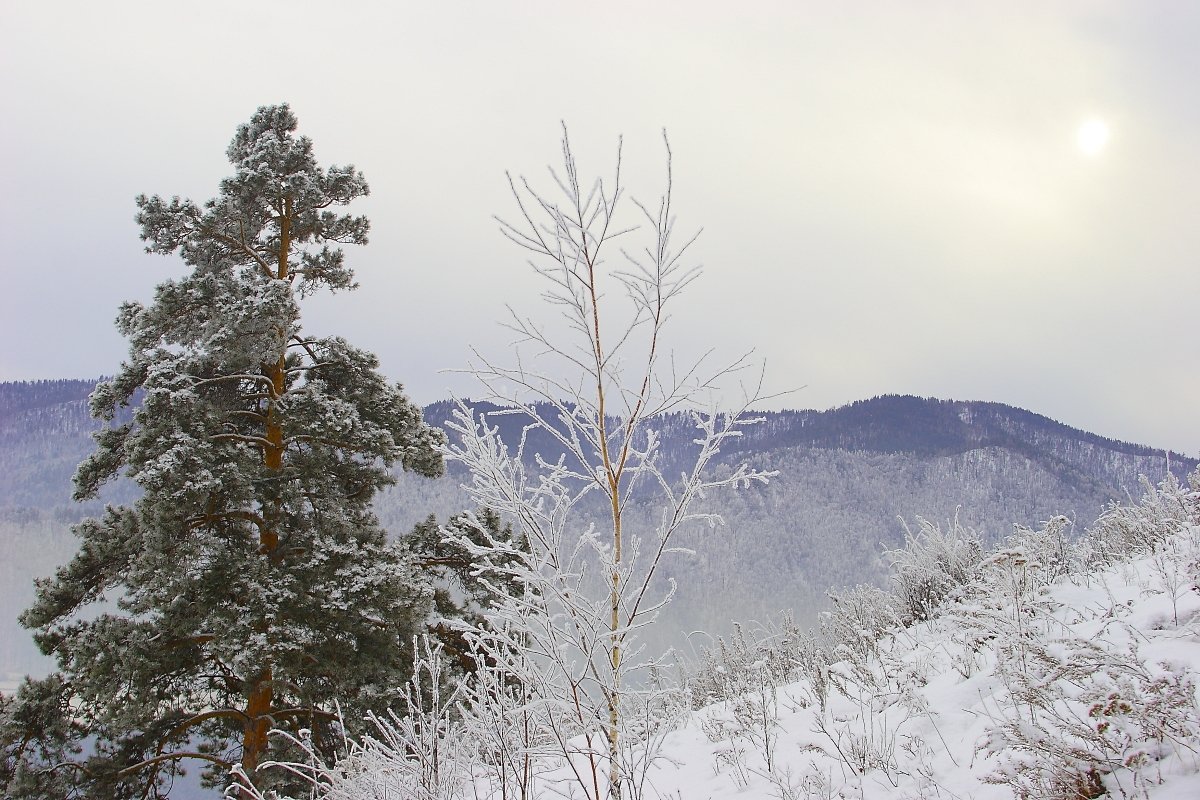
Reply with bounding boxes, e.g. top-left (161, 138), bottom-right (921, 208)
top-left (3, 104), bottom-right (444, 798)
